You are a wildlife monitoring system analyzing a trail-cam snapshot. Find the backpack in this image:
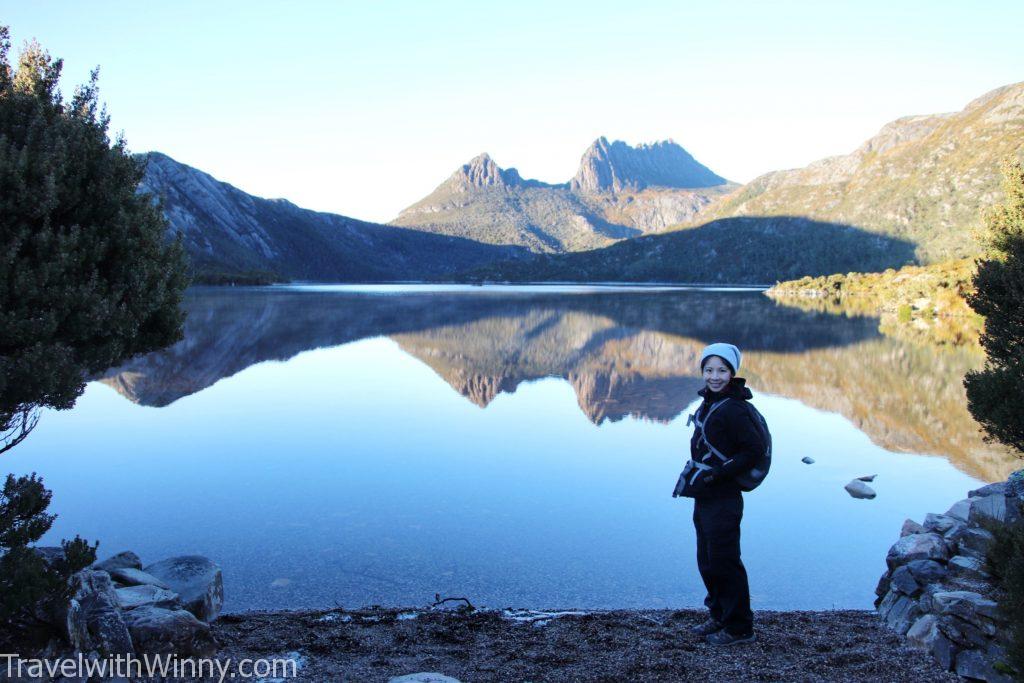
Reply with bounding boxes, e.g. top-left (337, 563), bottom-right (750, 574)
top-left (674, 398), bottom-right (772, 496)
